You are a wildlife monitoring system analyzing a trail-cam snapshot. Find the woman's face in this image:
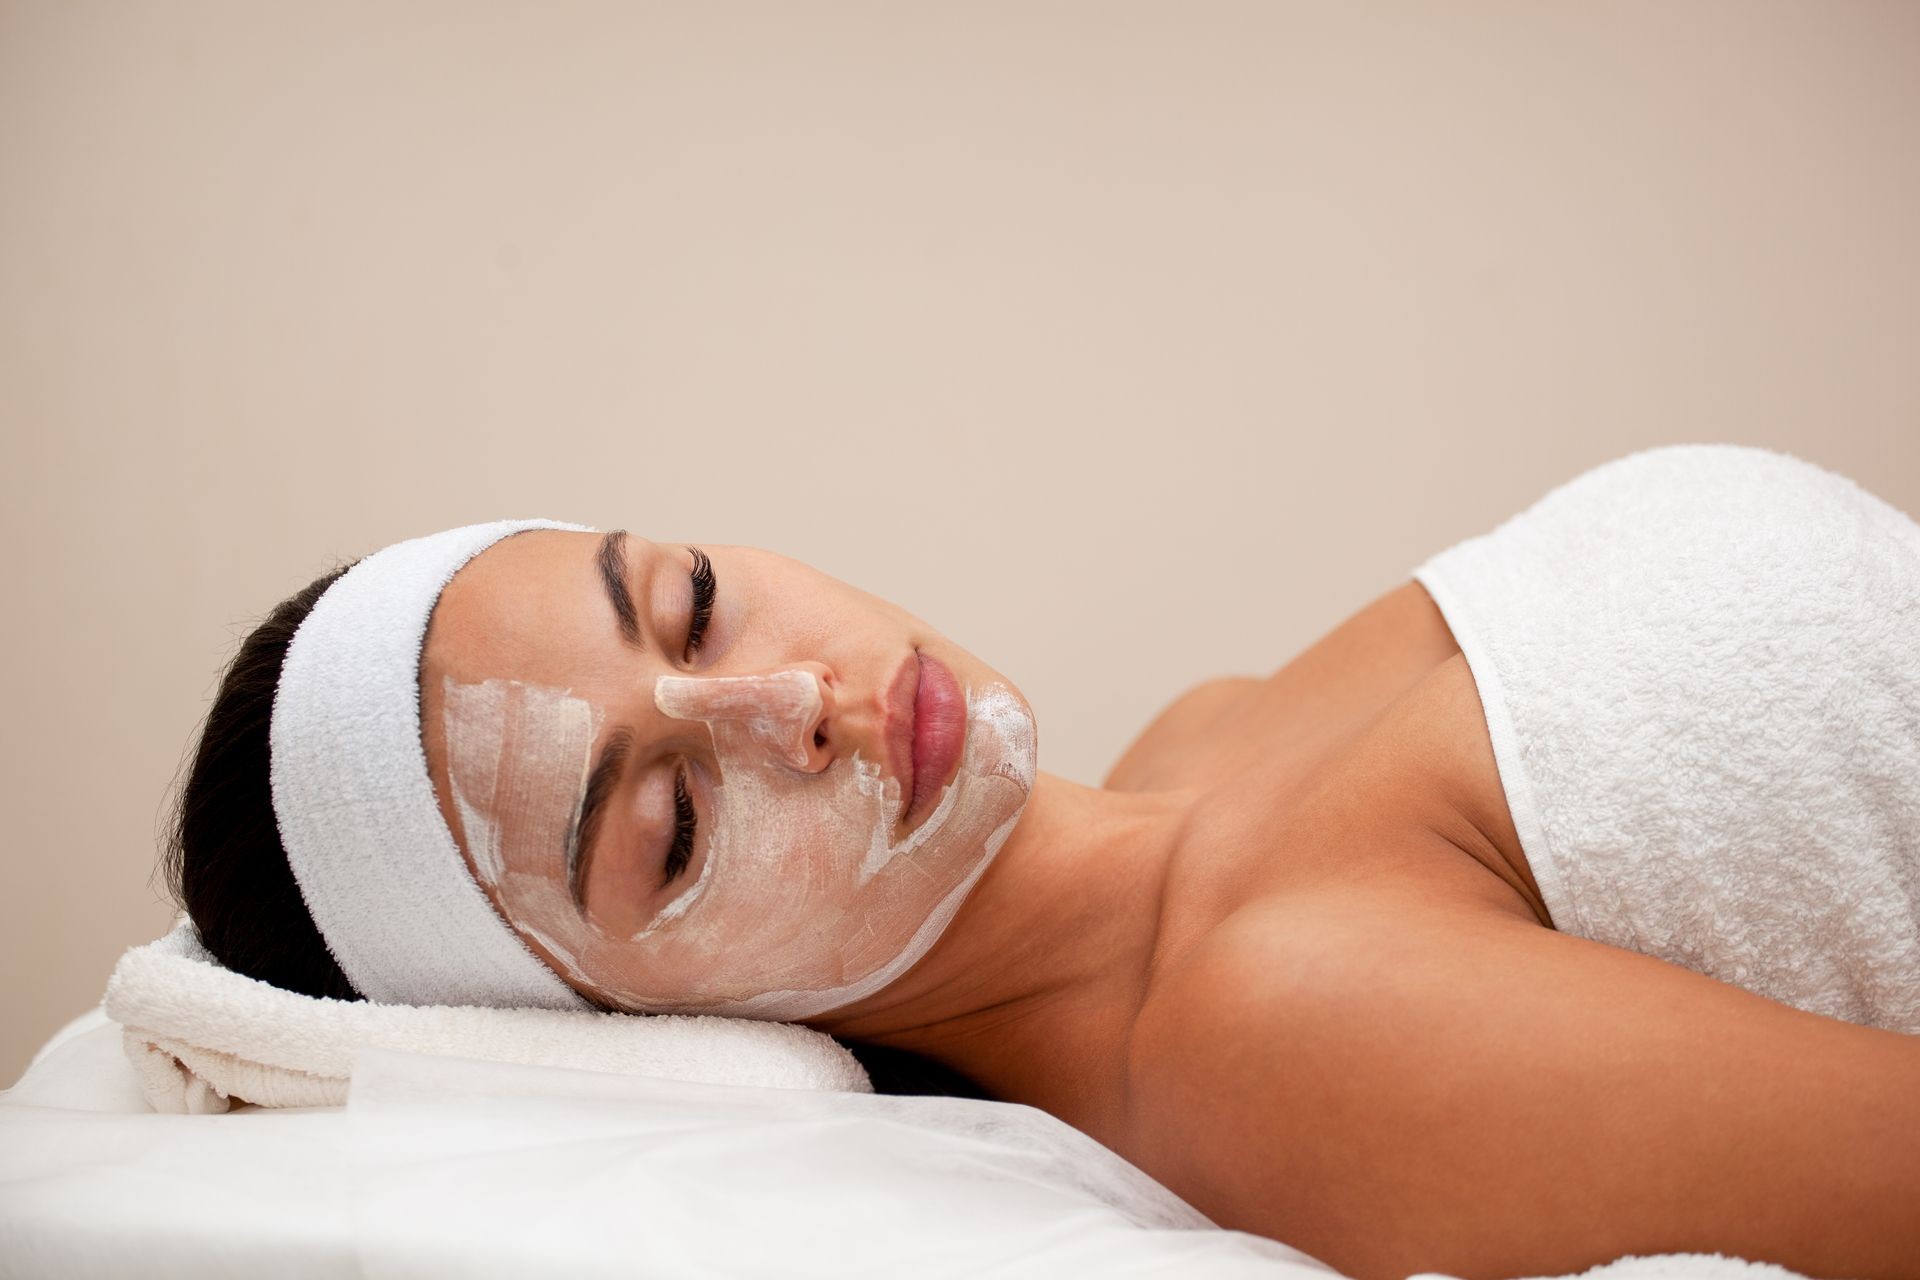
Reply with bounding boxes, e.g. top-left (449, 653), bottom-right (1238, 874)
top-left (418, 529), bottom-right (1036, 1020)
